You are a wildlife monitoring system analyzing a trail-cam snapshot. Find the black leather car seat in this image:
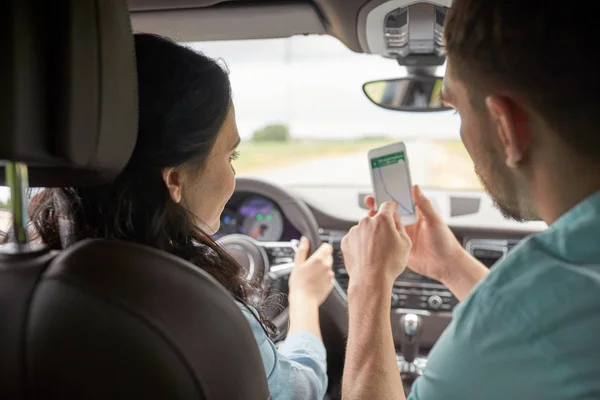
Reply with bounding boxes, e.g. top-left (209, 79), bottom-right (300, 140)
top-left (0, 1), bottom-right (270, 399)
